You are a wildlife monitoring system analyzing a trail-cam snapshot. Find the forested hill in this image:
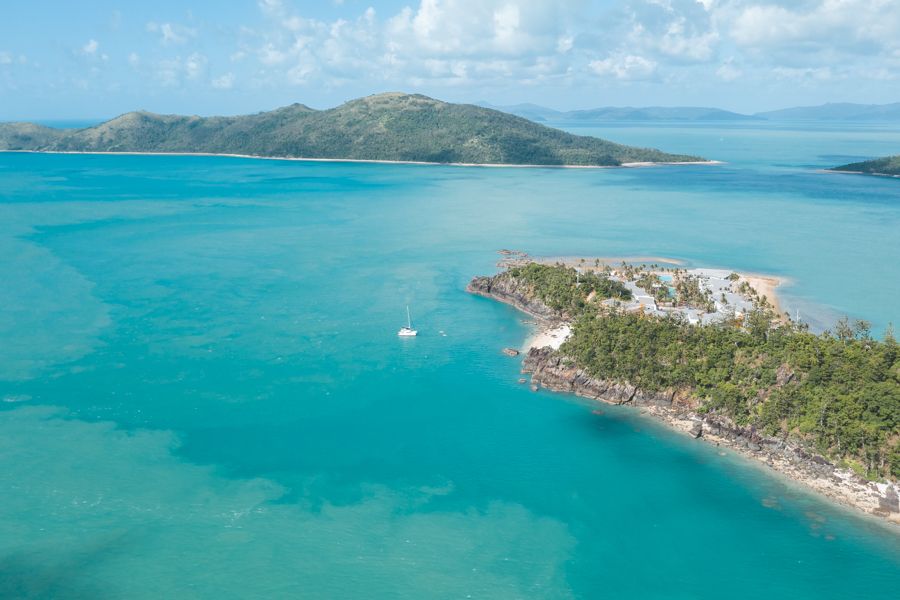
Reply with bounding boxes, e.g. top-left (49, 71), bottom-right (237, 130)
top-left (479, 263), bottom-right (900, 481)
top-left (0, 93), bottom-right (705, 167)
top-left (832, 155), bottom-right (900, 177)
